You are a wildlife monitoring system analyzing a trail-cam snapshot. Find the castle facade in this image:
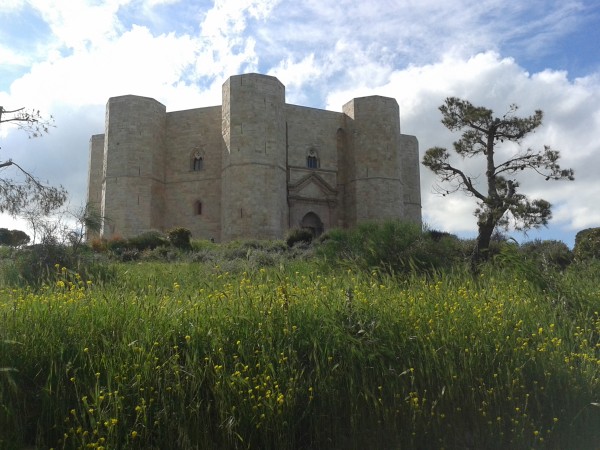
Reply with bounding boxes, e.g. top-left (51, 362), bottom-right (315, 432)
top-left (87, 73), bottom-right (421, 242)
